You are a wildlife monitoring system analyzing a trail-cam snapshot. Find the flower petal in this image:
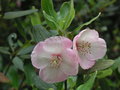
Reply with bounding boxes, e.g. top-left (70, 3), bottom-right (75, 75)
top-left (39, 66), bottom-right (67, 83)
top-left (73, 35), bottom-right (79, 51)
top-left (86, 38), bottom-right (107, 60)
top-left (77, 28), bottom-right (99, 42)
top-left (78, 55), bottom-right (95, 69)
top-left (31, 42), bottom-right (51, 69)
top-left (60, 49), bottom-right (78, 75)
top-left (43, 36), bottom-right (72, 54)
